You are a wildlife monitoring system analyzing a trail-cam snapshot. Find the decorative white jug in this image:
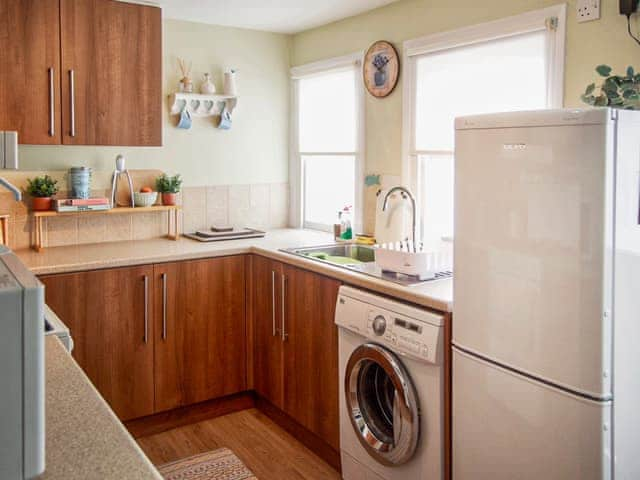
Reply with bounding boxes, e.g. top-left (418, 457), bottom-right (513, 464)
top-left (223, 69), bottom-right (237, 96)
